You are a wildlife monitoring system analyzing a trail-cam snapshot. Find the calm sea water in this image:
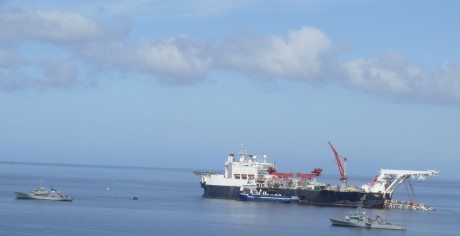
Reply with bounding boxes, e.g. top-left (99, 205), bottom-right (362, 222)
top-left (0, 162), bottom-right (458, 236)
